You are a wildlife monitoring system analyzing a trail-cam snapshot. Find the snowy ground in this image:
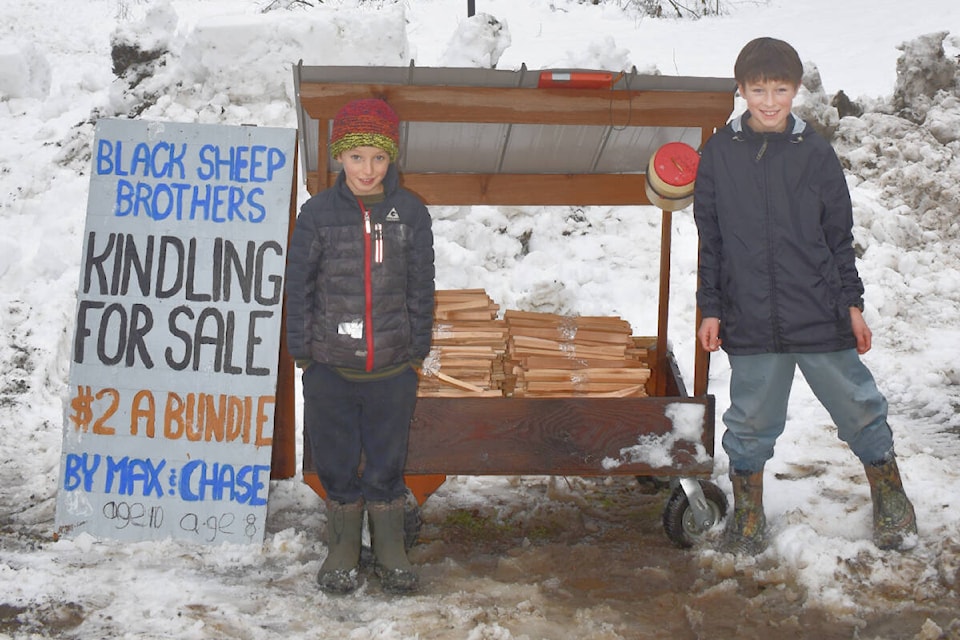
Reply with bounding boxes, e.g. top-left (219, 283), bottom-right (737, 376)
top-left (2, 0), bottom-right (960, 638)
